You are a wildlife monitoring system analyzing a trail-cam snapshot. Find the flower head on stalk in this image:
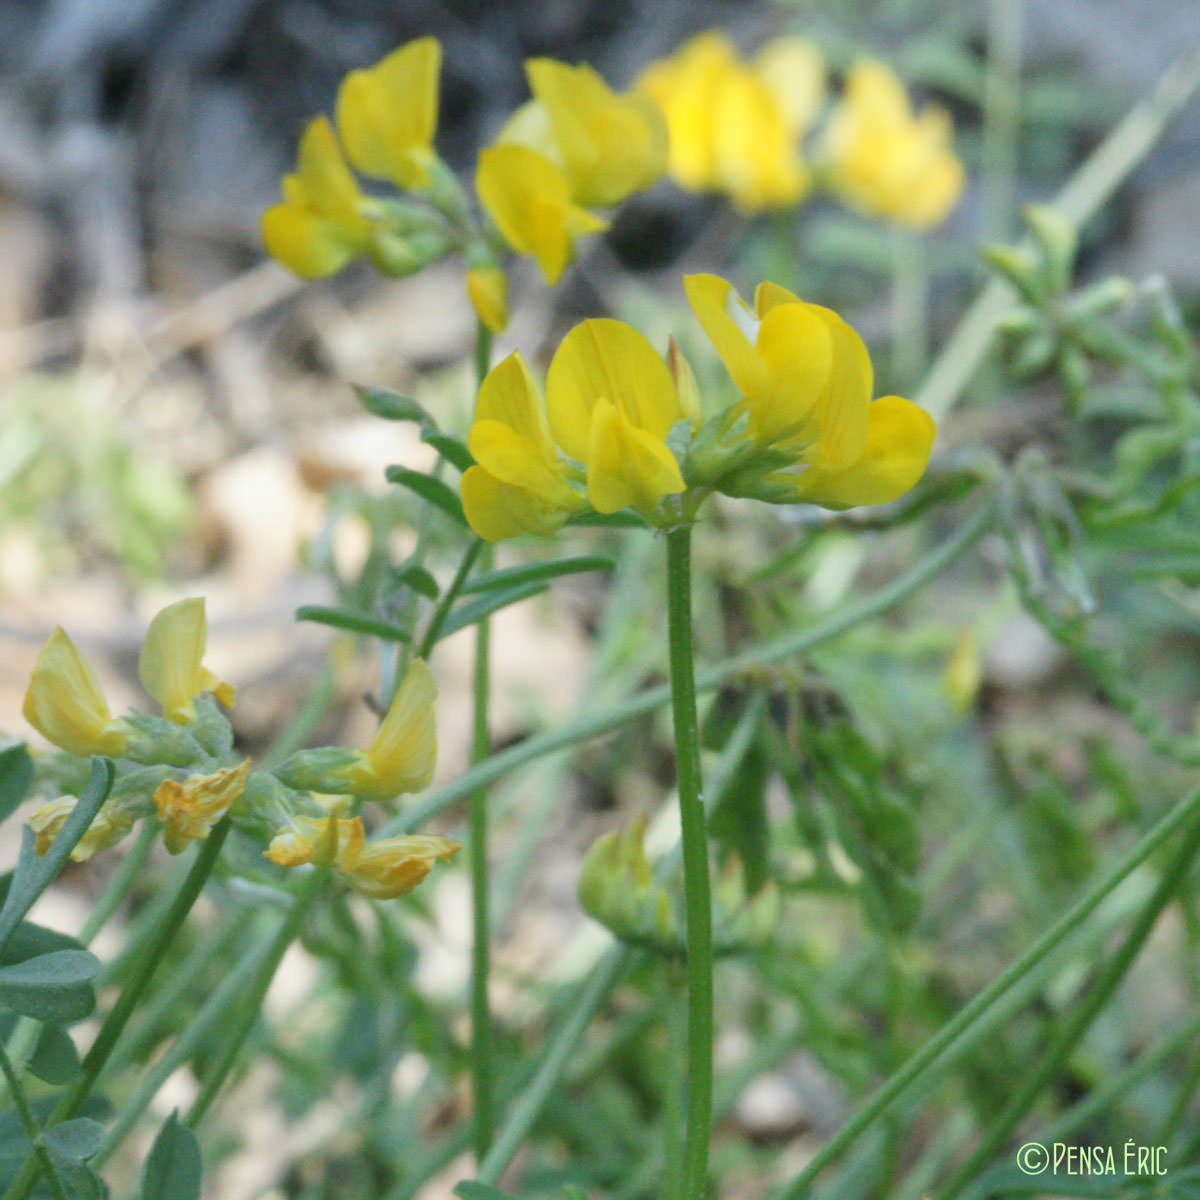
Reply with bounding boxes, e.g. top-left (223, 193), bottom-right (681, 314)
top-left (684, 273), bottom-right (936, 508)
top-left (462, 319), bottom-right (689, 540)
top-left (821, 59), bottom-right (964, 230)
top-left (153, 761), bottom-right (250, 855)
top-left (639, 32), bottom-right (824, 212)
